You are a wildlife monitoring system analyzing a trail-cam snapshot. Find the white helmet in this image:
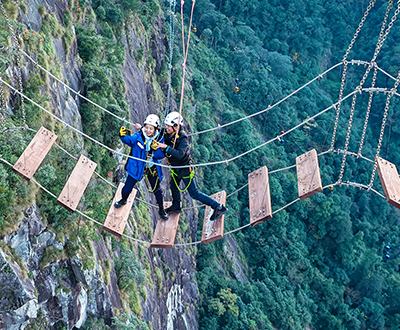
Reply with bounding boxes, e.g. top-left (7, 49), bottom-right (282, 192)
top-left (165, 111), bottom-right (183, 126)
top-left (144, 114), bottom-right (160, 129)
